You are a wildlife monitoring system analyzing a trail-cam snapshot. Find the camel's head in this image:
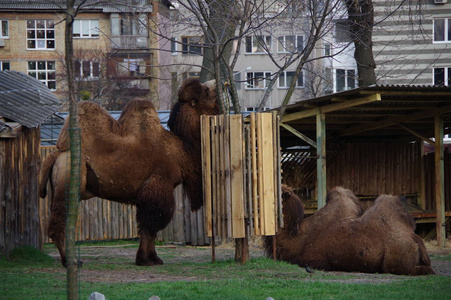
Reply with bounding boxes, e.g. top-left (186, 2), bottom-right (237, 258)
top-left (281, 184), bottom-right (305, 236)
top-left (177, 78), bottom-right (218, 112)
